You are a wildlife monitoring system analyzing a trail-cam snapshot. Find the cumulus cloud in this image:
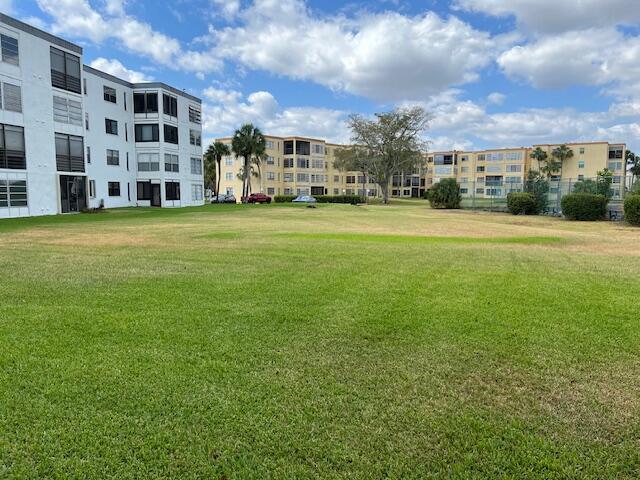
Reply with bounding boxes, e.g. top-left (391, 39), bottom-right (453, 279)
top-left (498, 28), bottom-right (640, 95)
top-left (213, 0), bottom-right (496, 102)
top-left (89, 57), bottom-right (152, 82)
top-left (212, 0), bottom-right (240, 19)
top-left (487, 92), bottom-right (506, 105)
top-left (454, 0), bottom-right (640, 33)
top-left (35, 0), bottom-right (220, 73)
top-left (423, 90), bottom-right (640, 151)
top-left (202, 88), bottom-right (349, 144)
